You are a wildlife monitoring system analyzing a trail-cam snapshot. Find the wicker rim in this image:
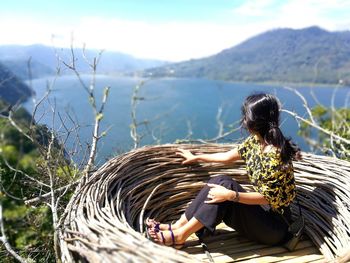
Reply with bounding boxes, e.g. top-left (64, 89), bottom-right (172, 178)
top-left (59, 144), bottom-right (350, 262)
